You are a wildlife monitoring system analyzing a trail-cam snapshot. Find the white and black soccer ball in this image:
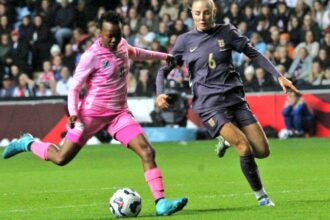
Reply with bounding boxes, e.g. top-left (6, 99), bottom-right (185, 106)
top-left (278, 128), bottom-right (290, 140)
top-left (109, 188), bottom-right (142, 218)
